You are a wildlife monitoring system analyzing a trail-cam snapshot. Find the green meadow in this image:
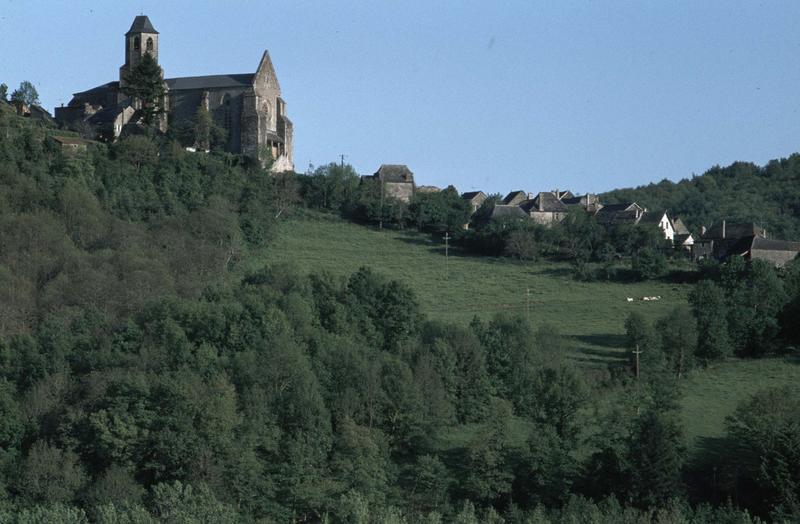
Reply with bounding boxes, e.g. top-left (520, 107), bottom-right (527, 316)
top-left (260, 211), bottom-right (689, 365)
top-left (259, 211), bottom-right (800, 452)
